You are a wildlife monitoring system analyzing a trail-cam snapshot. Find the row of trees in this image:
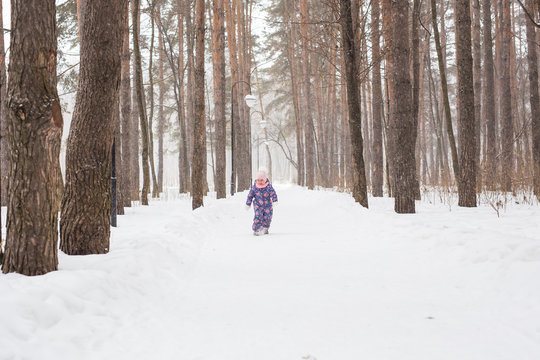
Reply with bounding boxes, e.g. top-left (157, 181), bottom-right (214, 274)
top-left (263, 0), bottom-right (539, 212)
top-left (1, 0), bottom-right (539, 275)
